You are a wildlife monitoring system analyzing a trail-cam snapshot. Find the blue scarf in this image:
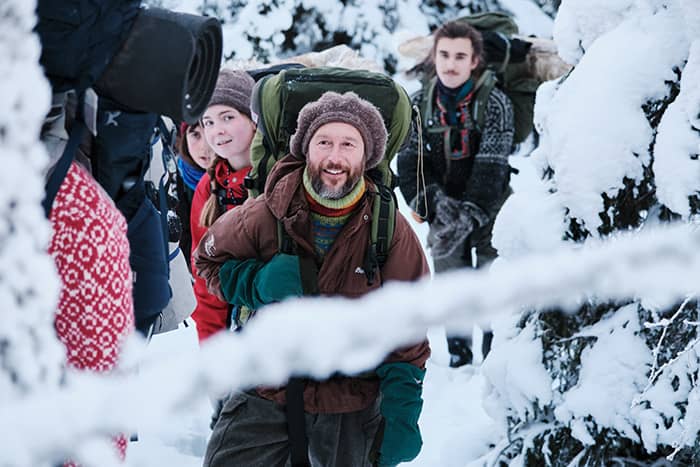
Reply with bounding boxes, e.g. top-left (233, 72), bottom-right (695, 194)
top-left (177, 157), bottom-right (205, 191)
top-left (437, 78), bottom-right (474, 125)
